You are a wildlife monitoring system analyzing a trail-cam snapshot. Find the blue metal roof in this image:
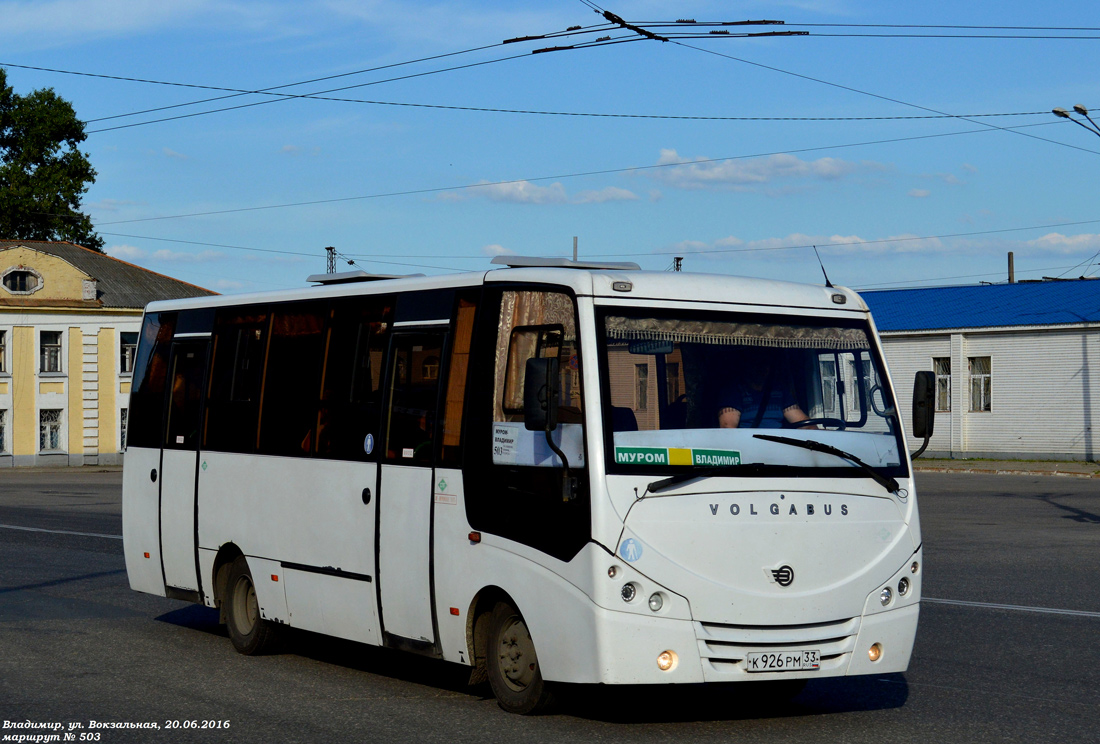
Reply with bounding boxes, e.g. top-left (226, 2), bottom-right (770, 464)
top-left (860, 280), bottom-right (1100, 332)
